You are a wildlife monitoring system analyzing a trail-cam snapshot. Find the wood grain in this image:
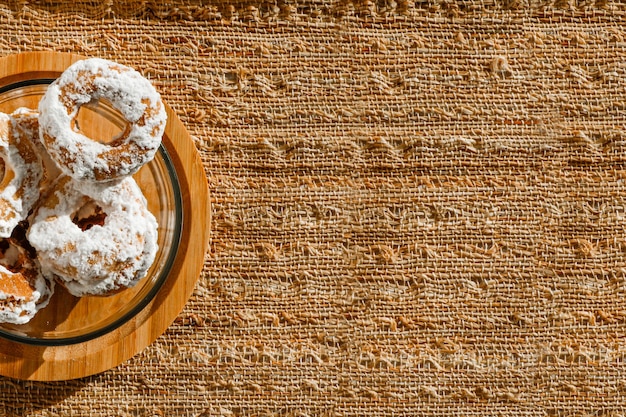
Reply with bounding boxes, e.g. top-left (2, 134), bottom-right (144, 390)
top-left (0, 52), bottom-right (210, 381)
